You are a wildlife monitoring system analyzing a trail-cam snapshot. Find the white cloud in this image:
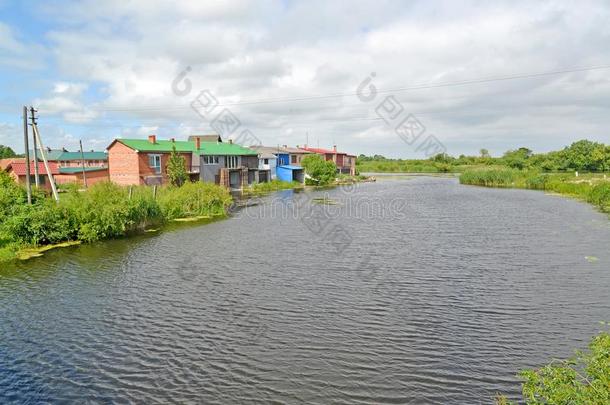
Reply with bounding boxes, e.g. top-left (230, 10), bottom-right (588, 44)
top-left (7, 0), bottom-right (609, 157)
